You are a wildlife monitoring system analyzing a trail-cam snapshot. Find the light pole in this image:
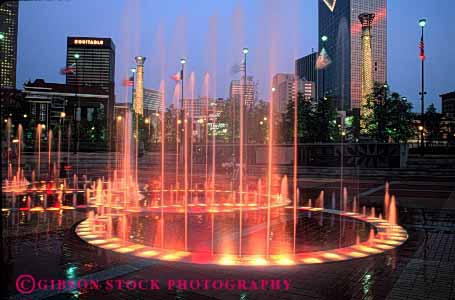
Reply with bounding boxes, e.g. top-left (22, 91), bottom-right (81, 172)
top-left (130, 67), bottom-right (136, 103)
top-left (179, 57), bottom-right (186, 169)
top-left (321, 35), bottom-right (328, 100)
top-left (74, 53), bottom-right (80, 168)
top-left (419, 19), bottom-right (427, 156)
top-left (242, 47), bottom-right (248, 181)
